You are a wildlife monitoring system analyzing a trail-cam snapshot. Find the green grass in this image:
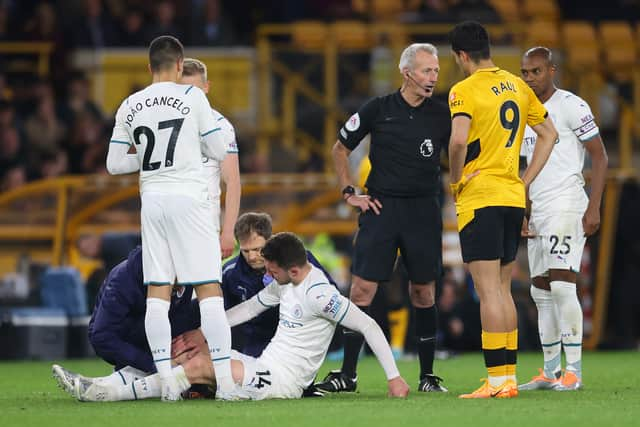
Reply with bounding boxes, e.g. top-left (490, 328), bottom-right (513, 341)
top-left (1, 352), bottom-right (639, 427)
